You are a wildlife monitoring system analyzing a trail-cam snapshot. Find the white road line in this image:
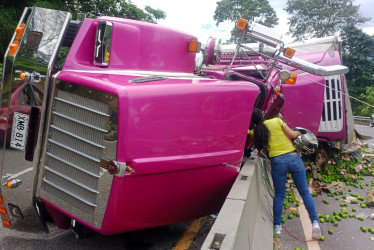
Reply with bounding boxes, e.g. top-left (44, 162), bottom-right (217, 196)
top-left (294, 190), bottom-right (321, 250)
top-left (6, 167), bottom-right (33, 179)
